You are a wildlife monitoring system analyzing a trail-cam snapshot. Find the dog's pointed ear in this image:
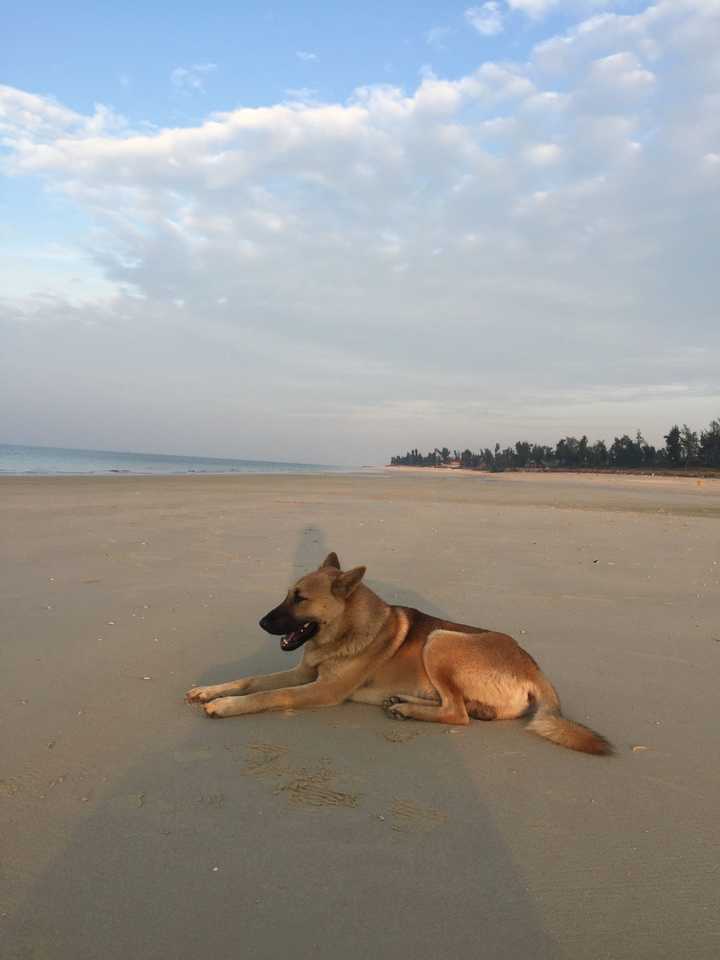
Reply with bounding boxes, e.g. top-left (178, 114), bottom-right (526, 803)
top-left (321, 552), bottom-right (341, 570)
top-left (332, 565), bottom-right (366, 598)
